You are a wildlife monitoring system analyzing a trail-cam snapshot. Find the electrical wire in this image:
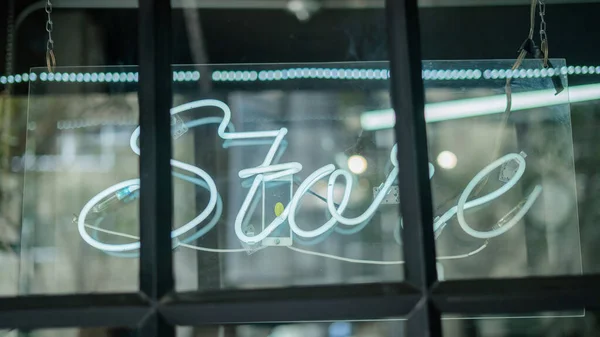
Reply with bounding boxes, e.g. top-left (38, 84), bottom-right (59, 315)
top-left (178, 242), bottom-right (248, 253)
top-left (84, 223), bottom-right (489, 264)
top-left (86, 224), bottom-right (138, 240)
top-left (84, 223), bottom-right (246, 253)
top-left (286, 246), bottom-right (404, 265)
top-left (287, 240), bottom-right (489, 264)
